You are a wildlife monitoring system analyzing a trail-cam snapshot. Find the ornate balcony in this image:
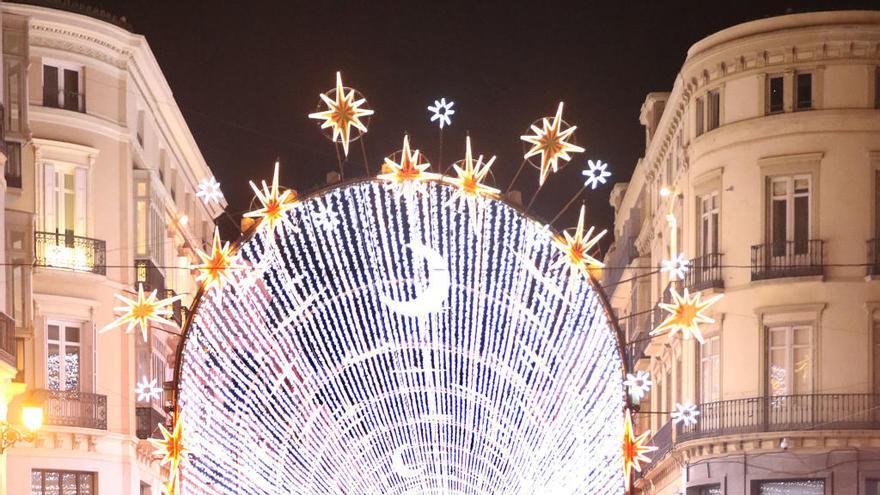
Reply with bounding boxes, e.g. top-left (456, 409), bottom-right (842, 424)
top-left (136, 405), bottom-right (168, 439)
top-left (868, 239), bottom-right (880, 277)
top-left (0, 312), bottom-right (16, 368)
top-left (35, 231), bottom-right (106, 275)
top-left (677, 393), bottom-right (880, 443)
top-left (685, 253), bottom-right (724, 291)
top-left (31, 389), bottom-right (107, 430)
top-left (751, 240), bottom-right (824, 281)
